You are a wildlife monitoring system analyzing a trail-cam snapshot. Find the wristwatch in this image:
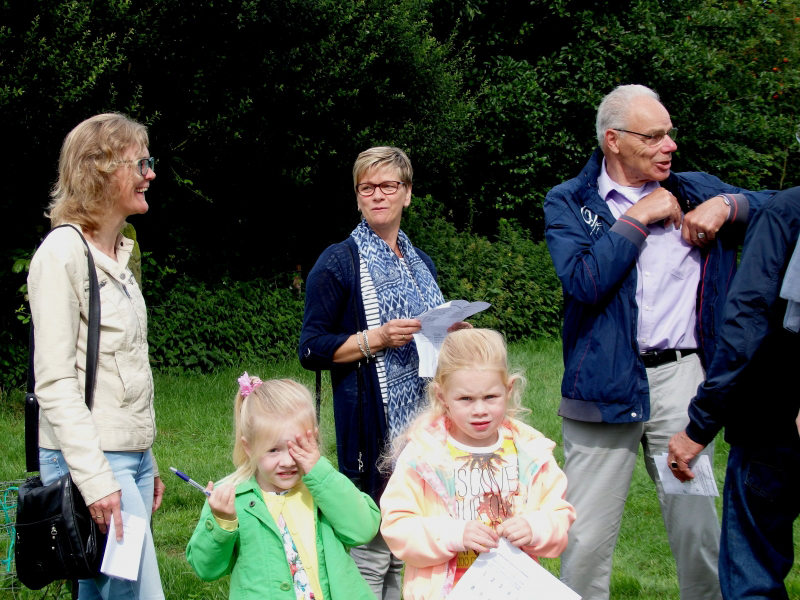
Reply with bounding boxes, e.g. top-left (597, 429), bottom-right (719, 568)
top-left (718, 194), bottom-right (733, 222)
